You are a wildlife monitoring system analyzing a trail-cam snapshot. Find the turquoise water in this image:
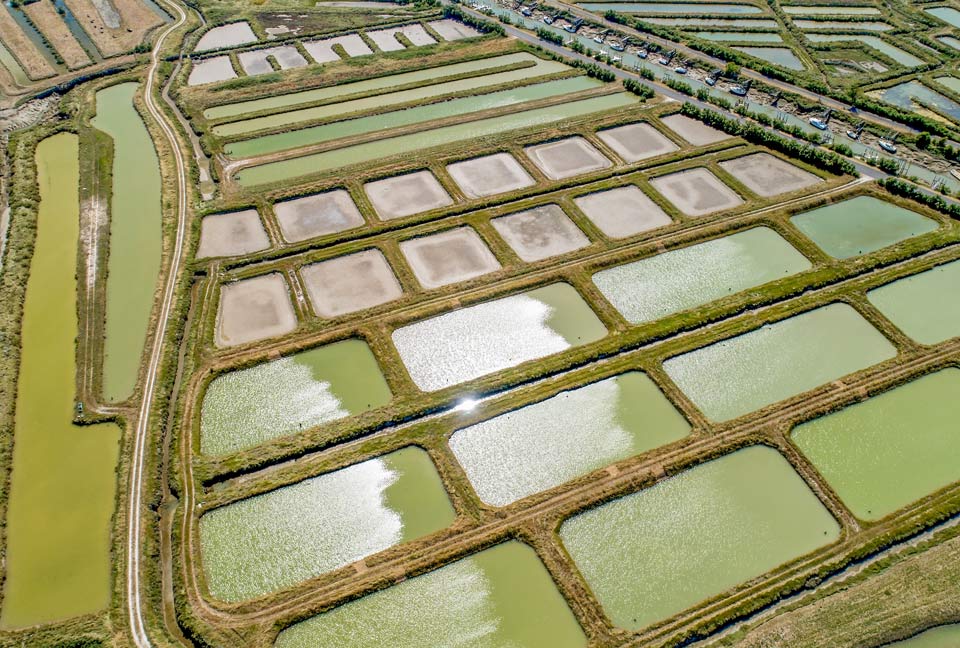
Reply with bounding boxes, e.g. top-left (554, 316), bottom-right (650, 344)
top-left (873, 81), bottom-right (960, 123)
top-left (926, 7), bottom-right (960, 28)
top-left (733, 46), bottom-right (804, 70)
